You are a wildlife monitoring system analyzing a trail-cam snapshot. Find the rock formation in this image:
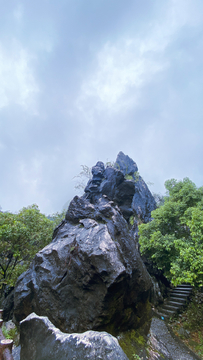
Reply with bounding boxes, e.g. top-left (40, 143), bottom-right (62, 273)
top-left (115, 151), bottom-right (156, 223)
top-left (20, 313), bottom-right (129, 360)
top-left (13, 152), bottom-right (155, 336)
